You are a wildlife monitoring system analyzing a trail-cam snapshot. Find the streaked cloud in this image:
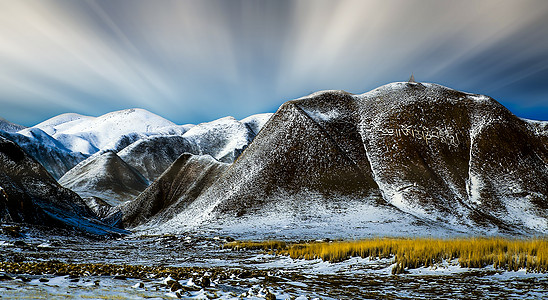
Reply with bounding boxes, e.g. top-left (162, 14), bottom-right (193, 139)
top-left (0, 0), bottom-right (547, 125)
